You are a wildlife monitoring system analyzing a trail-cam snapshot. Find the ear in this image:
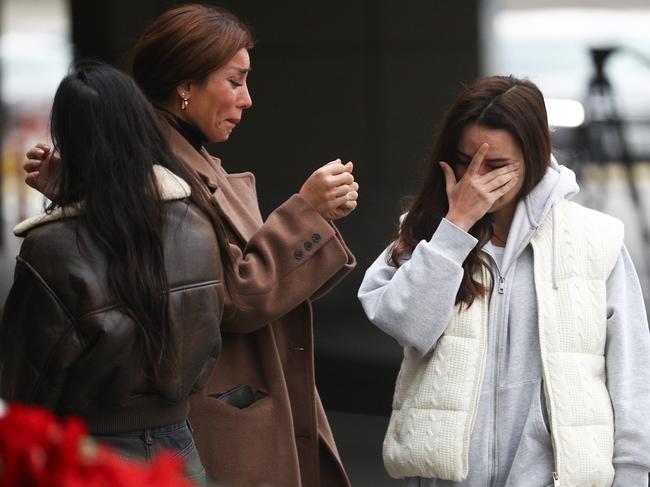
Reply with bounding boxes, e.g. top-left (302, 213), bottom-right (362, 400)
top-left (175, 82), bottom-right (193, 101)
